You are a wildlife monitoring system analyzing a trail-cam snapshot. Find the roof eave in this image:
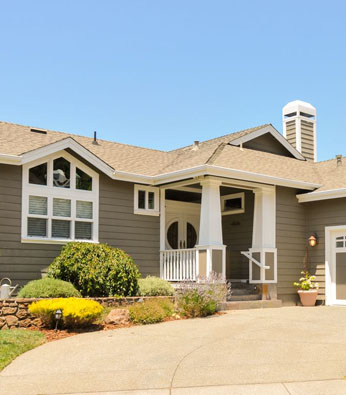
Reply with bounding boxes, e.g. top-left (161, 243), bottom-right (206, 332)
top-left (297, 188), bottom-right (346, 203)
top-left (114, 164), bottom-right (321, 190)
top-left (0, 153), bottom-right (22, 165)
